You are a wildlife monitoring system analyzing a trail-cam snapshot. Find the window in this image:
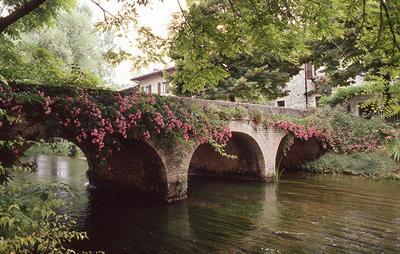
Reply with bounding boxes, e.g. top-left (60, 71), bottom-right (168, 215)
top-left (145, 84), bottom-right (152, 94)
top-left (277, 100), bottom-right (285, 107)
top-left (315, 96), bottom-right (321, 107)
